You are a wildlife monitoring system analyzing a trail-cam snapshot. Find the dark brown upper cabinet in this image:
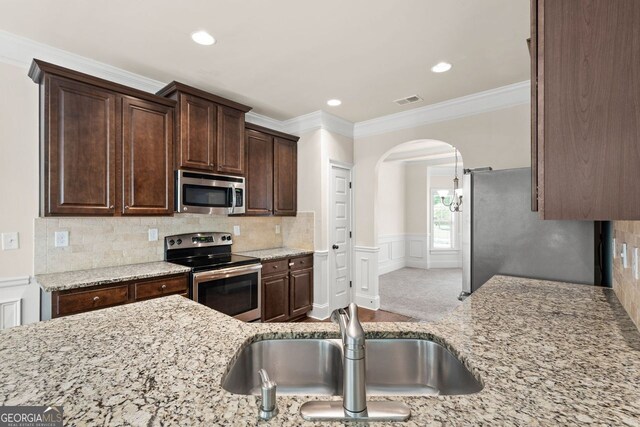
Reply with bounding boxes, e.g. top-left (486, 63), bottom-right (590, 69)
top-left (244, 123), bottom-right (299, 217)
top-left (29, 59), bottom-right (176, 217)
top-left (121, 97), bottom-right (174, 216)
top-left (156, 82), bottom-right (251, 176)
top-left (532, 0), bottom-right (640, 220)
